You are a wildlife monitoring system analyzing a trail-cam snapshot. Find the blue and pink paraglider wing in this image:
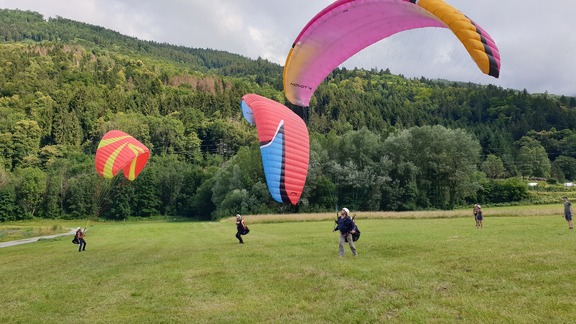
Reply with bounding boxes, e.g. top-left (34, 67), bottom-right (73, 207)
top-left (241, 94), bottom-right (309, 205)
